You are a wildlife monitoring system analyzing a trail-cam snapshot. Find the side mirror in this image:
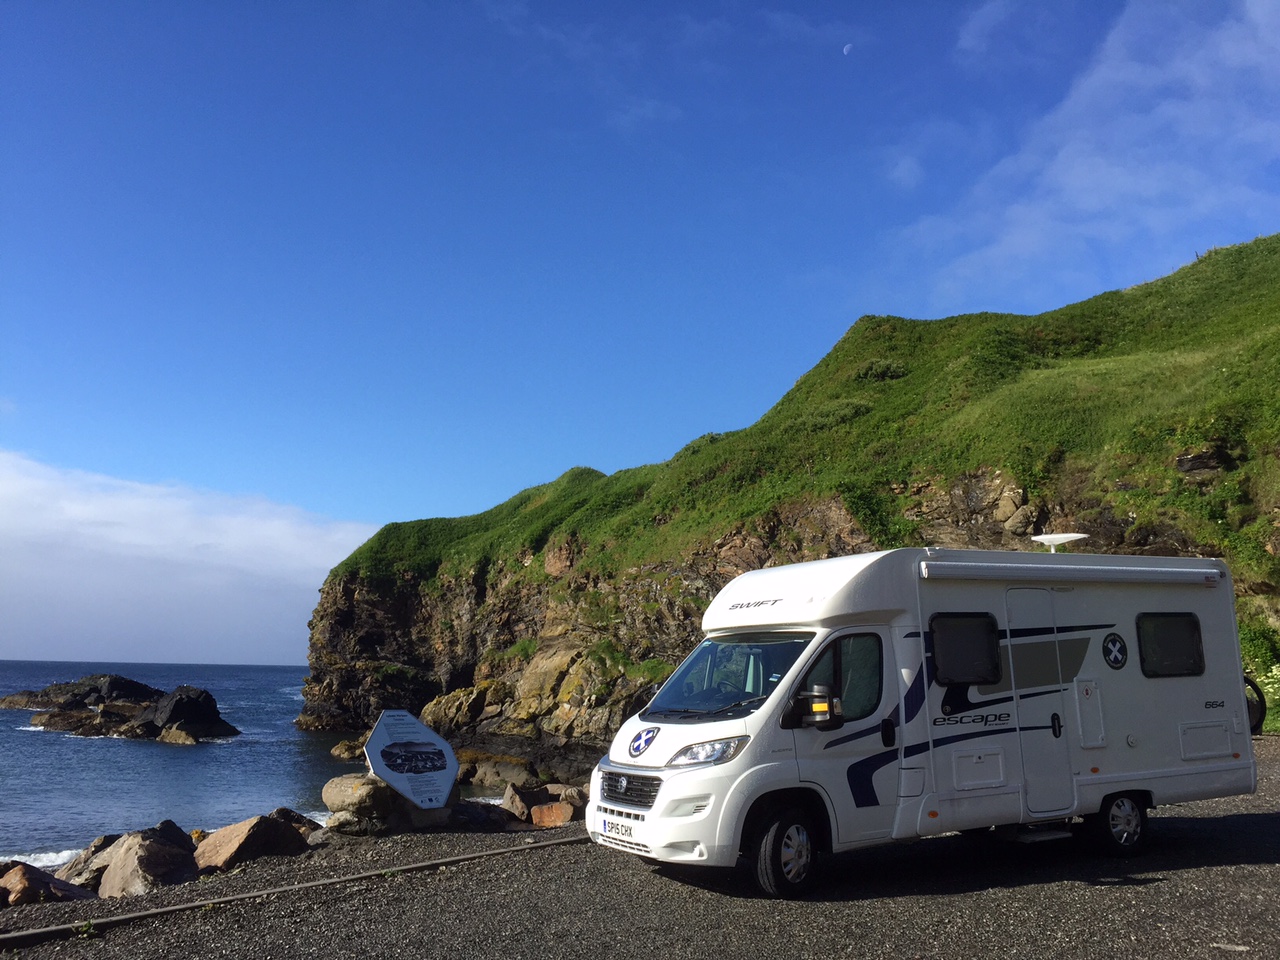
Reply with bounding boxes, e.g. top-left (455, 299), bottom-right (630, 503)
top-left (798, 684), bottom-right (843, 732)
